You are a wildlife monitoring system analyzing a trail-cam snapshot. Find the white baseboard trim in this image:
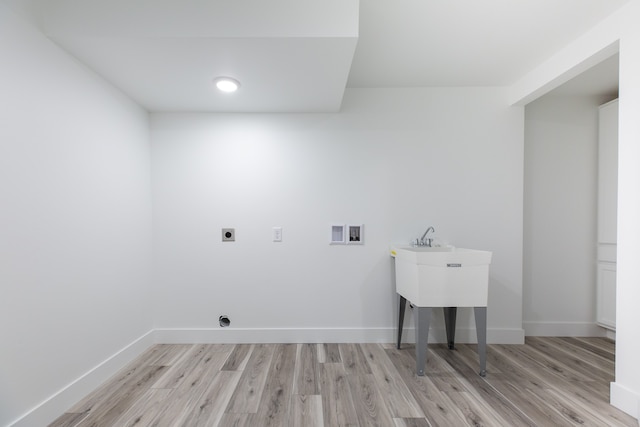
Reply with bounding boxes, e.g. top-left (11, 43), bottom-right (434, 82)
top-left (611, 381), bottom-right (640, 420)
top-left (154, 327), bottom-right (525, 345)
top-left (523, 321), bottom-right (607, 337)
top-left (155, 327), bottom-right (397, 344)
top-left (10, 330), bottom-right (155, 427)
top-left (604, 328), bottom-right (616, 341)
